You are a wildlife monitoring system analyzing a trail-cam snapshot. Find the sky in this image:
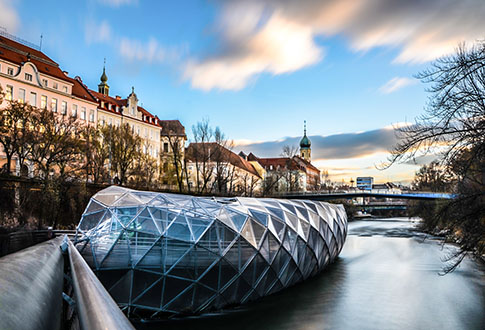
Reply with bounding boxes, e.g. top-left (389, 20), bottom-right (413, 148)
top-left (2, 0), bottom-right (485, 184)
